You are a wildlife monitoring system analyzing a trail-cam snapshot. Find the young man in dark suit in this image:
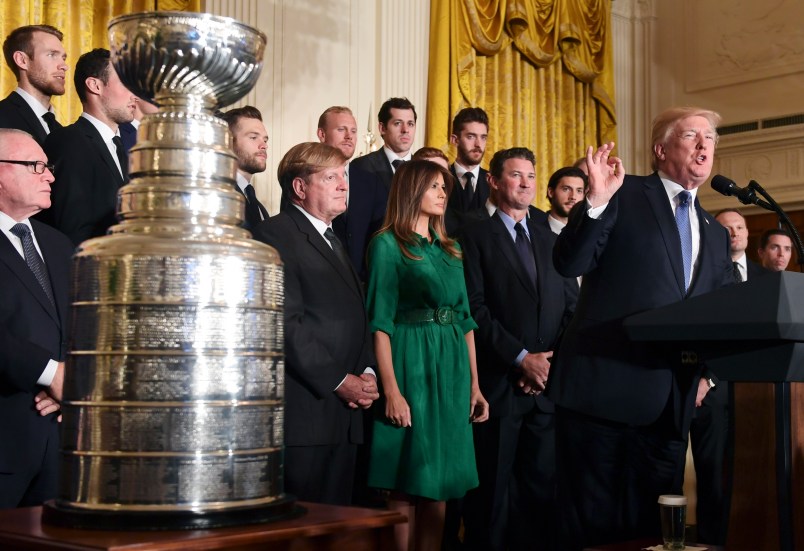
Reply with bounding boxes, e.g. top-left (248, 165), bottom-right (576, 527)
top-left (460, 148), bottom-right (577, 550)
top-left (549, 107), bottom-right (734, 550)
top-left (38, 48), bottom-right (135, 246)
top-left (0, 25), bottom-right (68, 145)
top-left (350, 97), bottom-right (416, 191)
top-left (252, 142), bottom-right (379, 505)
top-left (0, 129), bottom-right (73, 508)
top-left (219, 106), bottom-right (270, 231)
top-left (448, 107), bottom-right (490, 216)
top-left (317, 106), bottom-right (388, 282)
